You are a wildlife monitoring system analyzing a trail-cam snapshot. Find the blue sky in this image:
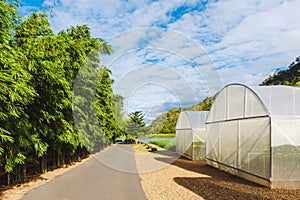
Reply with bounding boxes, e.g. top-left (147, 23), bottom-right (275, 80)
top-left (19, 0), bottom-right (300, 124)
